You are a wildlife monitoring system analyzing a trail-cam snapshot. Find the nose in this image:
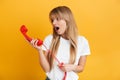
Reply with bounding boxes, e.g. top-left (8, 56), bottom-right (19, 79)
top-left (52, 19), bottom-right (57, 25)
